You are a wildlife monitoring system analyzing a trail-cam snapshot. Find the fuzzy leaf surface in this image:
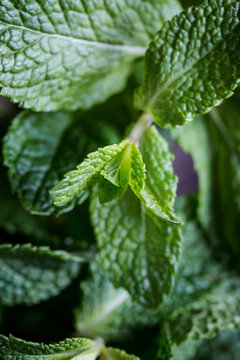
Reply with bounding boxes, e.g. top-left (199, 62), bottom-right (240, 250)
top-left (135, 0), bottom-right (240, 126)
top-left (51, 140), bottom-right (129, 207)
top-left (0, 244), bottom-right (84, 305)
top-left (3, 111), bottom-right (91, 215)
top-left (0, 0), bottom-right (181, 111)
top-left (0, 335), bottom-right (101, 360)
top-left (75, 263), bottom-right (157, 341)
top-left (90, 188), bottom-right (181, 308)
